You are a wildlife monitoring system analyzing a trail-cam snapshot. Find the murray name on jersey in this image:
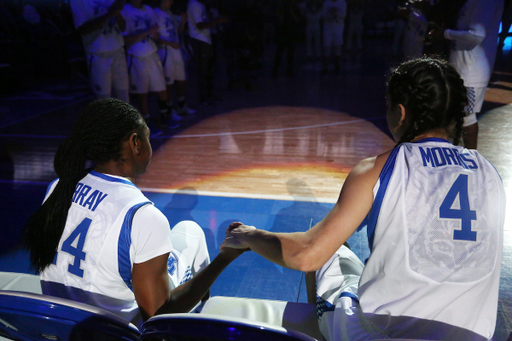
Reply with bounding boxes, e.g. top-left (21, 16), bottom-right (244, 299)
top-left (419, 146), bottom-right (478, 170)
top-left (72, 182), bottom-right (108, 212)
